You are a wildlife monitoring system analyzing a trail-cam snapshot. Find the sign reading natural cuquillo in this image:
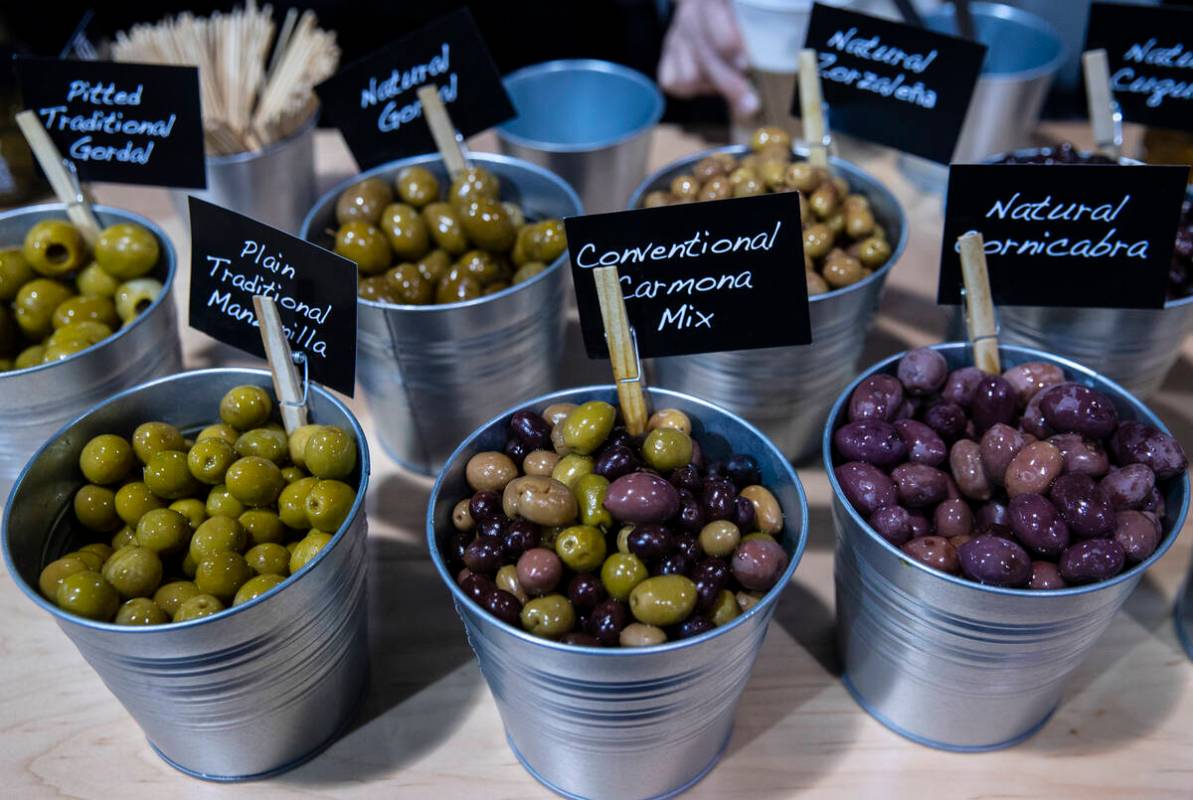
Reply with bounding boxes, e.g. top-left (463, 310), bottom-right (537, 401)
top-left (1085, 1), bottom-right (1193, 132)
top-left (796, 2), bottom-right (987, 164)
top-left (937, 164), bottom-right (1189, 310)
top-left (566, 193), bottom-right (811, 360)
top-left (314, 7), bottom-right (514, 169)
top-left (15, 56), bottom-right (205, 188)
top-left (188, 198), bottom-right (358, 396)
